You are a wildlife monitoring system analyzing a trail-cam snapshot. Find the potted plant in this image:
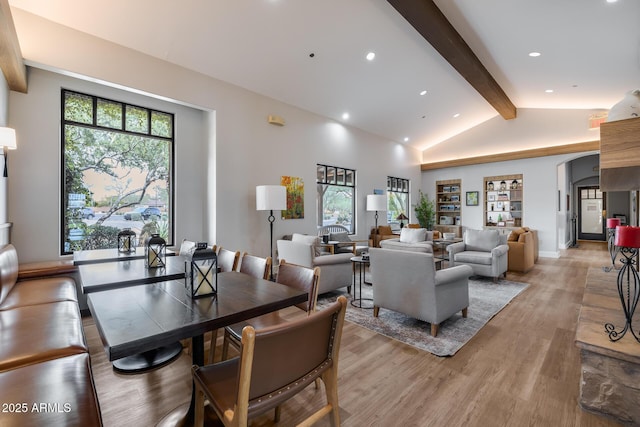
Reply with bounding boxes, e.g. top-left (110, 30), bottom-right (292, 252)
top-left (414, 190), bottom-right (436, 229)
